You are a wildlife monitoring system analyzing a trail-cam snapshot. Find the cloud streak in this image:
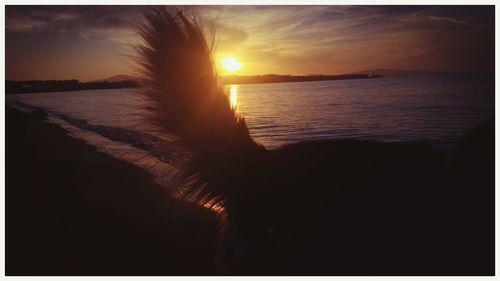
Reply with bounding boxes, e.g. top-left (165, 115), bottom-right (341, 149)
top-left (6, 5), bottom-right (494, 80)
